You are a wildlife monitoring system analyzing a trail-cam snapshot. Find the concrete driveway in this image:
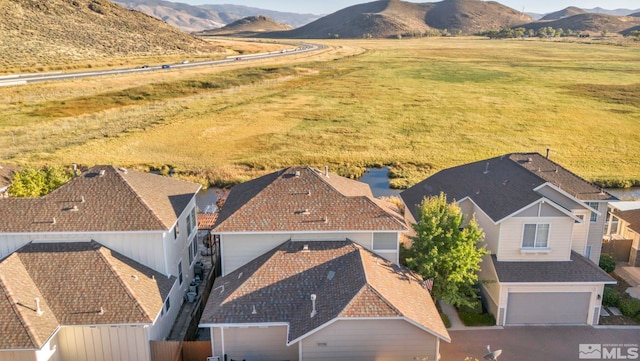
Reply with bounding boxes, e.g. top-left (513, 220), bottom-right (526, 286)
top-left (440, 326), bottom-right (640, 361)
